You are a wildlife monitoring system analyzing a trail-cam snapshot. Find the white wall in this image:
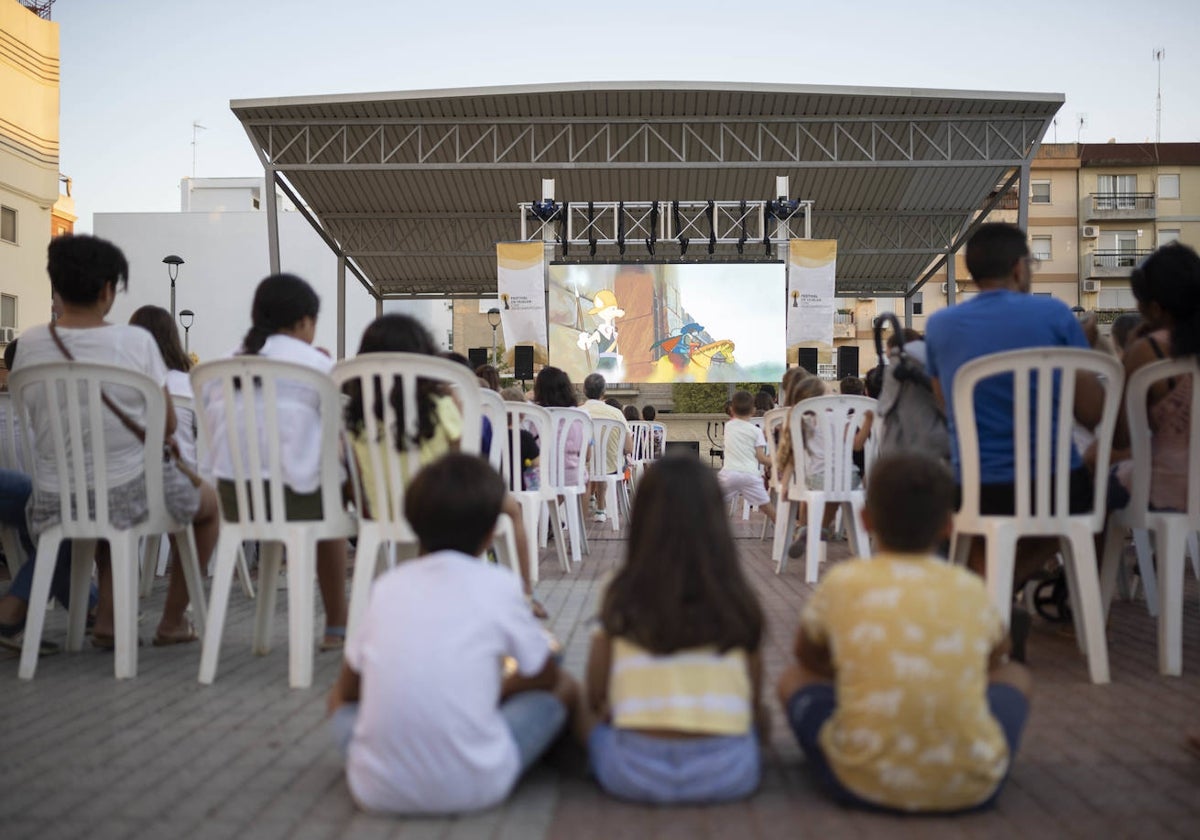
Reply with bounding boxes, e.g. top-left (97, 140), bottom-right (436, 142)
top-left (94, 210), bottom-right (378, 363)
